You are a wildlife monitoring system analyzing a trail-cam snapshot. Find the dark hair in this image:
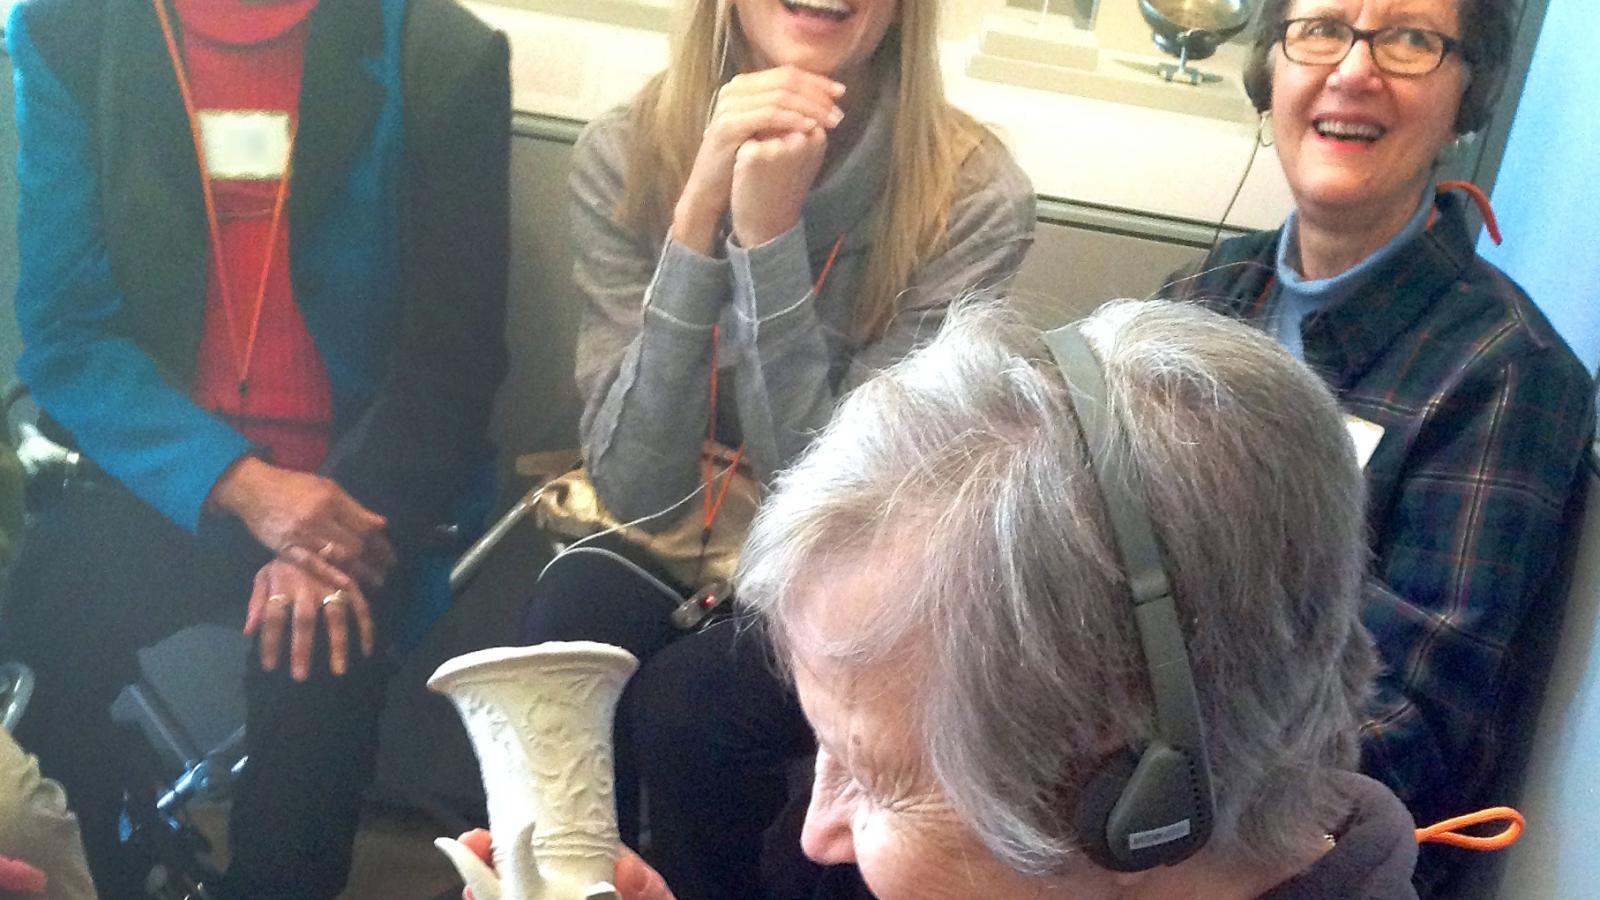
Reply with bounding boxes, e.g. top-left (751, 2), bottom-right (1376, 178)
top-left (1242, 0), bottom-right (1517, 134)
